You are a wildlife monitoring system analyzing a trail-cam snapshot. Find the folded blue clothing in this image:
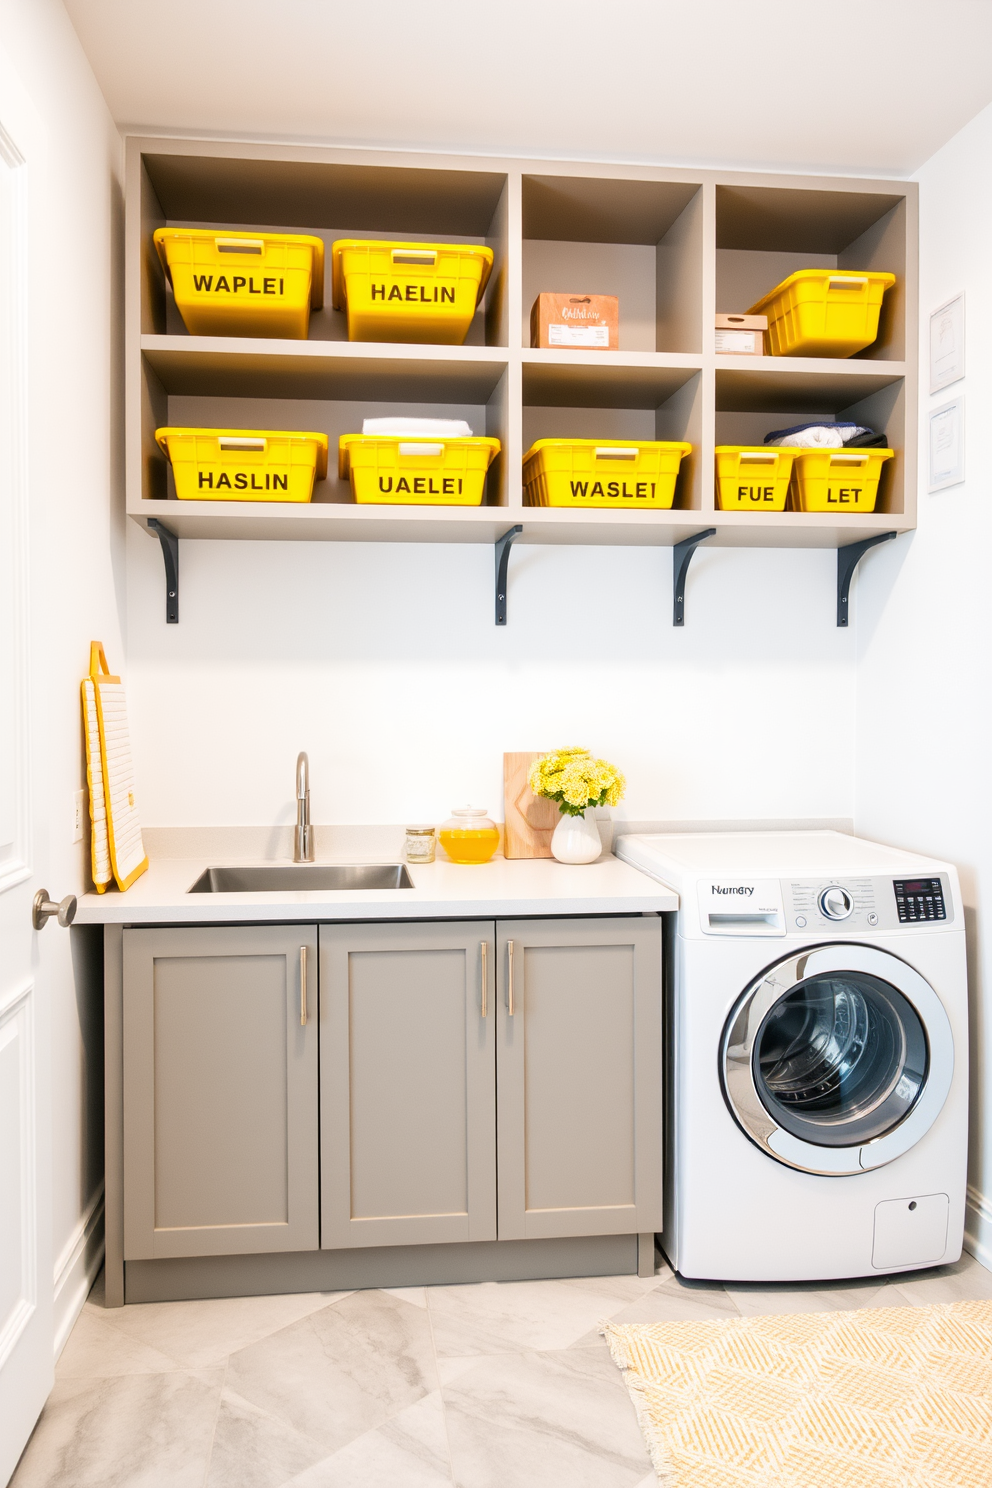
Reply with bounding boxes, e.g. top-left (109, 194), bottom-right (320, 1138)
top-left (763, 421), bottom-right (887, 449)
